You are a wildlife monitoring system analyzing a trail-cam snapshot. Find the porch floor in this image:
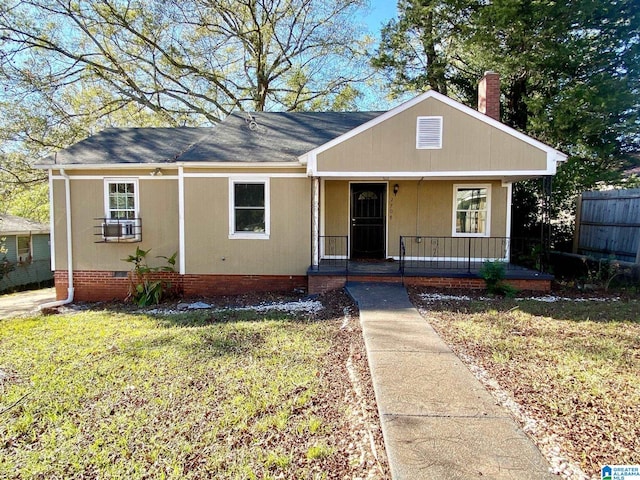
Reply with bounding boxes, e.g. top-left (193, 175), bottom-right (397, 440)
top-left (308, 259), bottom-right (553, 280)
